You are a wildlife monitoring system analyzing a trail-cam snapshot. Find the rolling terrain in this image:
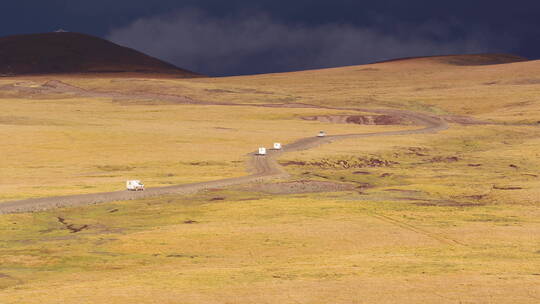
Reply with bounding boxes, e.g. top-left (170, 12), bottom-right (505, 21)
top-left (0, 46), bottom-right (539, 303)
top-left (0, 104), bottom-right (446, 213)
